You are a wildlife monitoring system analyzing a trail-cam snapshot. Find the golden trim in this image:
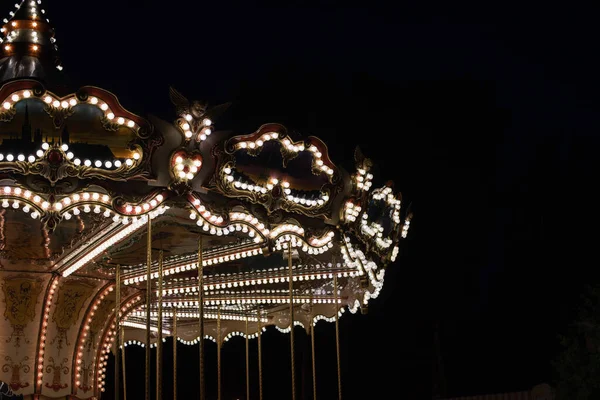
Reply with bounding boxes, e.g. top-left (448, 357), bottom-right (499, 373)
top-left (145, 218), bottom-right (152, 400)
top-left (334, 275), bottom-right (342, 400)
top-left (198, 236), bottom-right (206, 400)
top-left (156, 250), bottom-right (164, 399)
top-left (289, 247), bottom-right (296, 400)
